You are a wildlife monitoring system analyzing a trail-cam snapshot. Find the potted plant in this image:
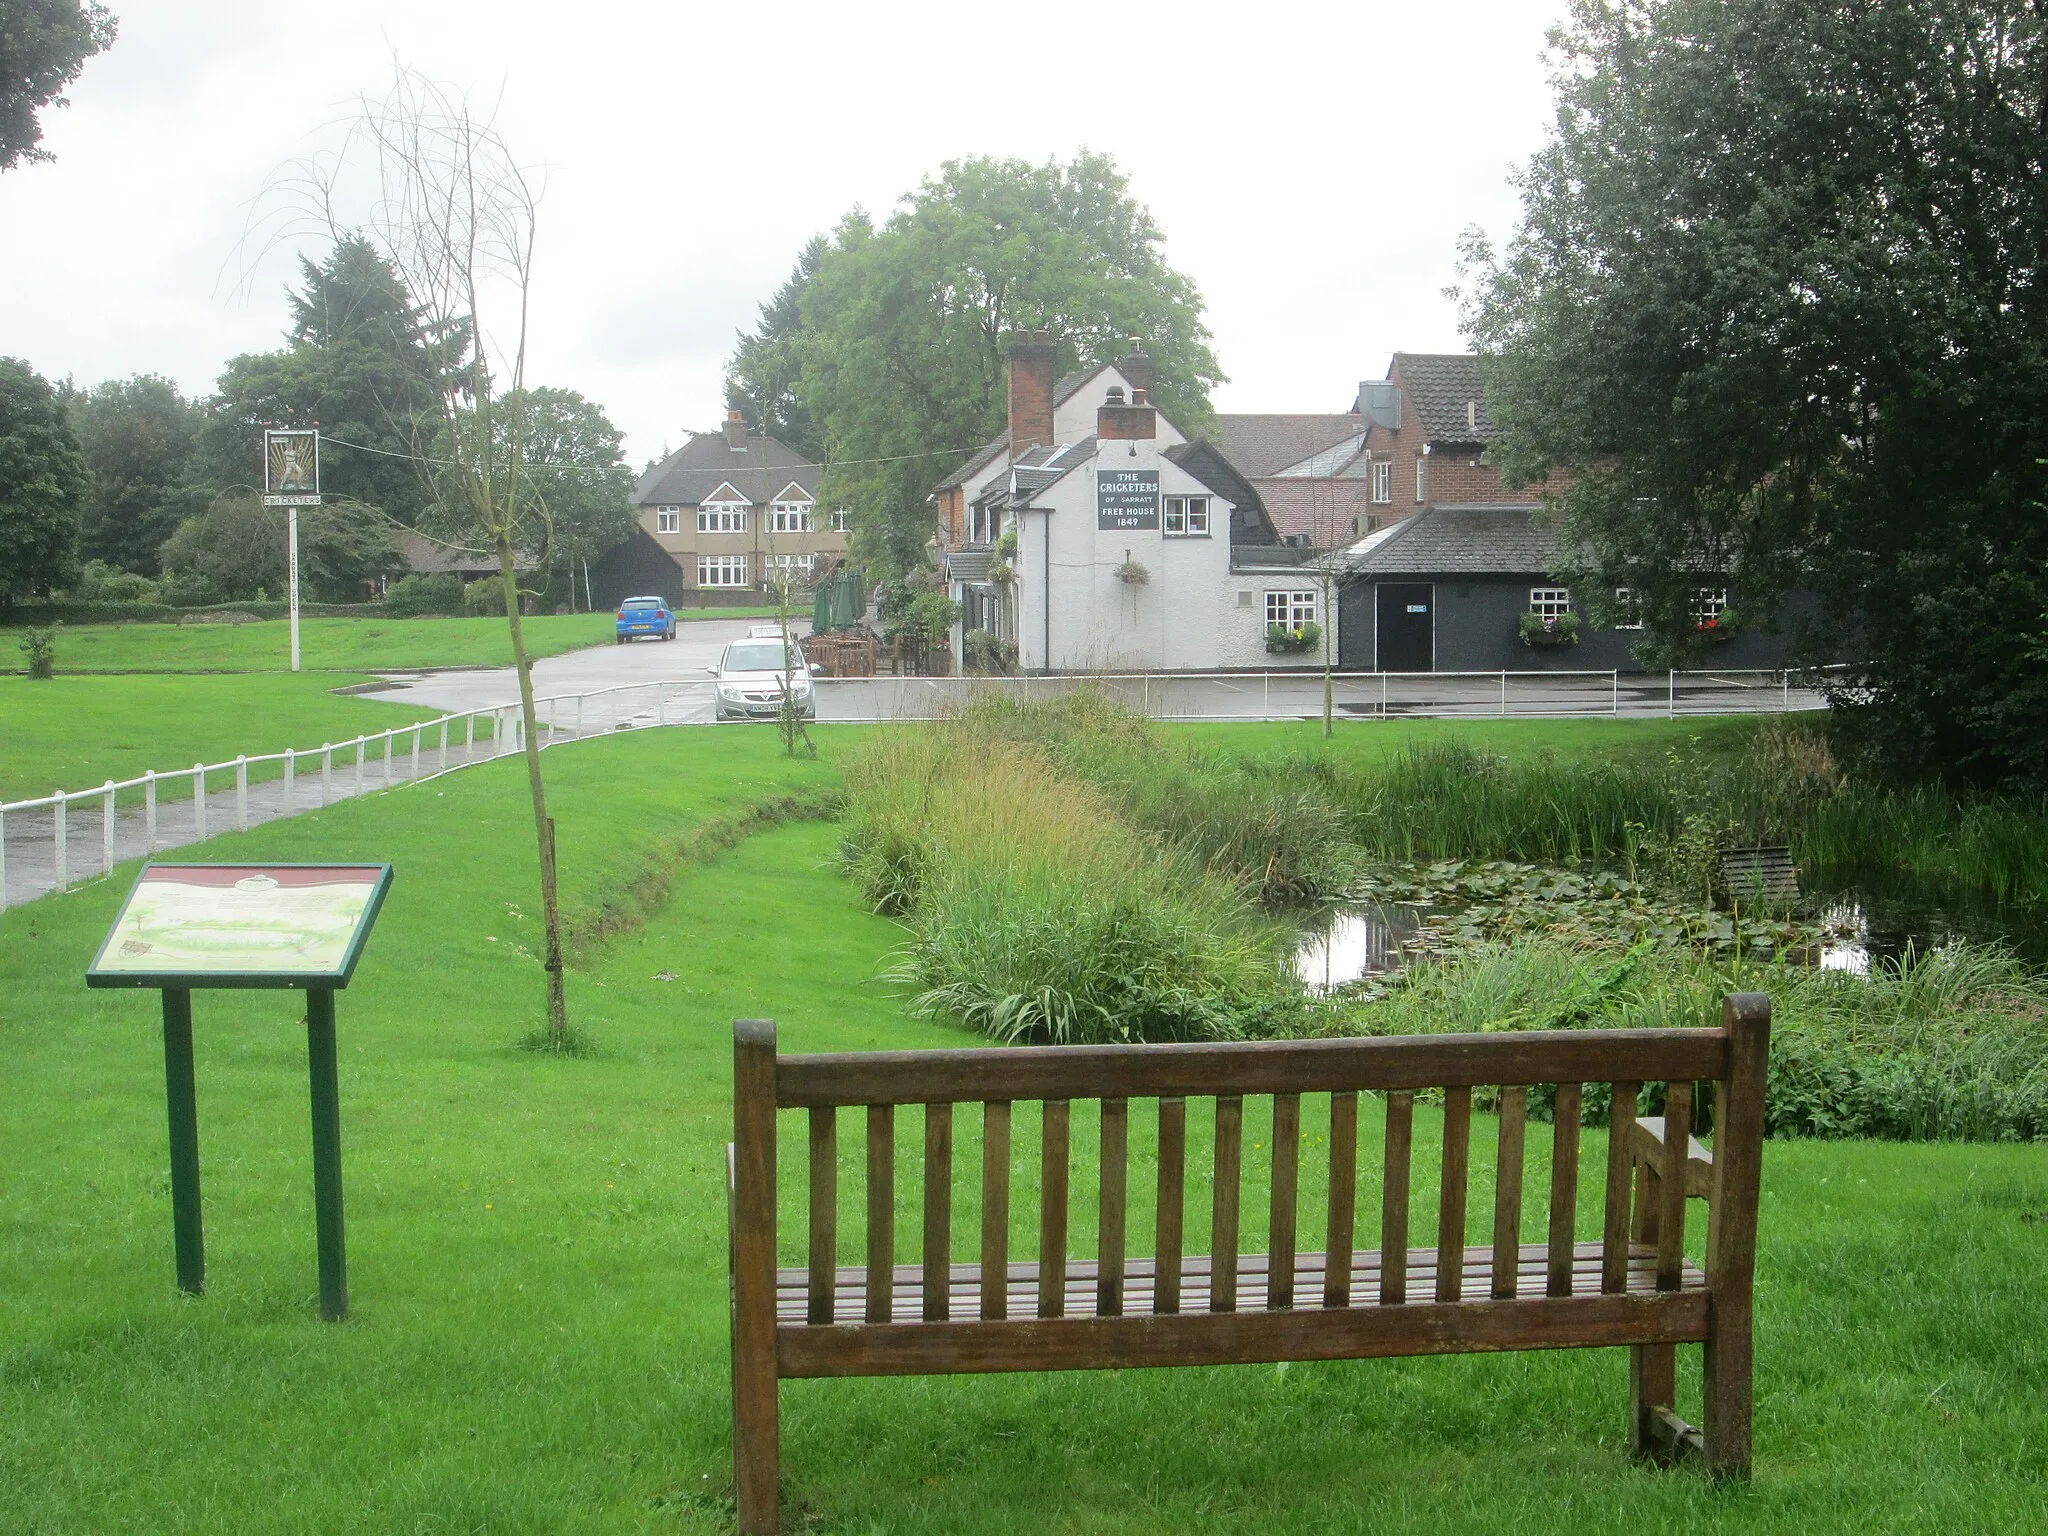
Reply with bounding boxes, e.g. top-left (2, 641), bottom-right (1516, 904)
top-left (986, 558), bottom-right (1013, 585)
top-left (1697, 605), bottom-right (1741, 642)
top-left (1266, 619), bottom-right (1322, 655)
top-left (1518, 611), bottom-right (1581, 649)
